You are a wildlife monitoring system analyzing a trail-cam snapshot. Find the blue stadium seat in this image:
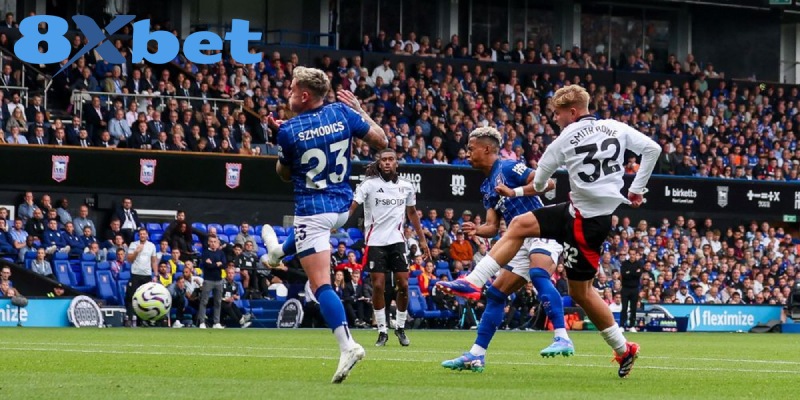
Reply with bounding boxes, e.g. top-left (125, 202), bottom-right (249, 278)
top-left (207, 223), bottom-right (223, 234)
top-left (273, 226), bottom-right (286, 236)
top-left (192, 223), bottom-right (207, 233)
top-left (117, 280), bottom-right (128, 302)
top-left (162, 222), bottom-right (171, 232)
top-left (53, 252), bottom-right (68, 261)
top-left (81, 252), bottom-right (96, 262)
top-left (341, 238), bottom-right (354, 247)
top-left (192, 234), bottom-right (199, 242)
top-left (347, 228), bottom-right (363, 240)
top-left (254, 236), bottom-right (264, 245)
top-left (218, 234), bottom-right (229, 243)
top-left (410, 269), bottom-right (422, 278)
top-left (253, 225), bottom-right (262, 236)
top-left (147, 223), bottom-right (163, 233)
top-left (223, 224), bottom-right (239, 236)
top-left (68, 268), bottom-right (92, 293)
top-left (562, 295), bottom-right (573, 308)
top-left (81, 261), bottom-right (97, 292)
top-left (435, 269), bottom-right (453, 282)
top-left (408, 277), bottom-right (418, 287)
top-left (257, 247), bottom-right (267, 258)
top-left (436, 261), bottom-right (450, 270)
top-left (118, 270), bottom-right (131, 281)
top-left (329, 238), bottom-right (338, 247)
top-left (96, 261), bottom-right (110, 271)
top-left (96, 270), bottom-right (118, 304)
top-left (24, 251), bottom-right (37, 269)
top-left (54, 261), bottom-right (72, 285)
